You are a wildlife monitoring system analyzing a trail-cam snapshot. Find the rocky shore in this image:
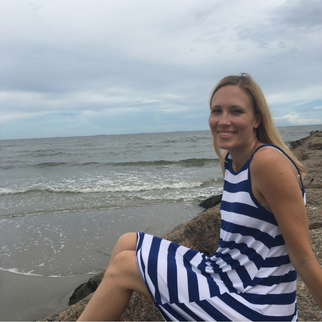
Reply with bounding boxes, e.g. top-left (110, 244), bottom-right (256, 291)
top-left (41, 131), bottom-right (322, 321)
